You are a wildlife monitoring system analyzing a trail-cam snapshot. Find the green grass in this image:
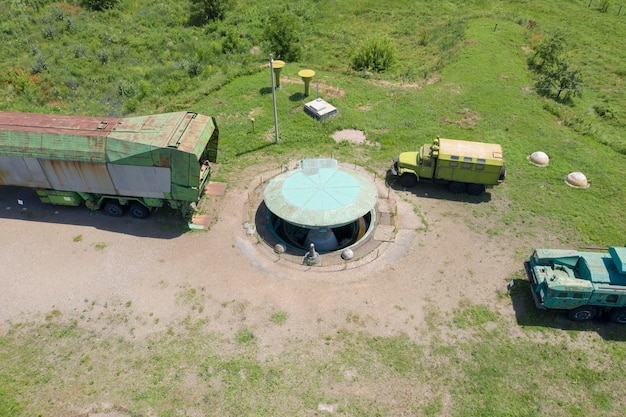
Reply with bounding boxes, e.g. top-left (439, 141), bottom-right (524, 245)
top-left (1, 309), bottom-right (625, 416)
top-left (1, 1), bottom-right (626, 416)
